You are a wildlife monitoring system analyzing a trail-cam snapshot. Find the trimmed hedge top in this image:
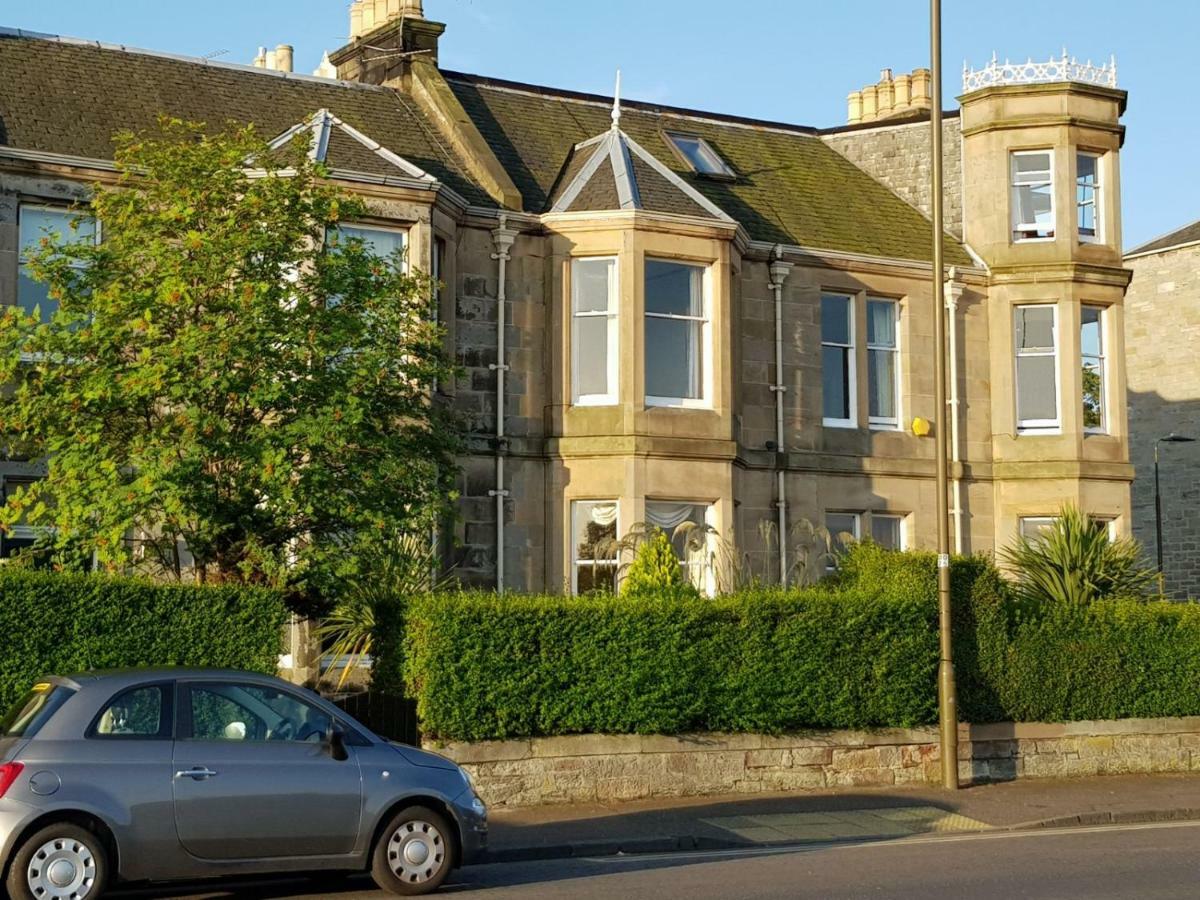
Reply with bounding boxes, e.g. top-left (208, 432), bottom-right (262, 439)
top-left (0, 568), bottom-right (287, 710)
top-left (392, 544), bottom-right (1200, 743)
